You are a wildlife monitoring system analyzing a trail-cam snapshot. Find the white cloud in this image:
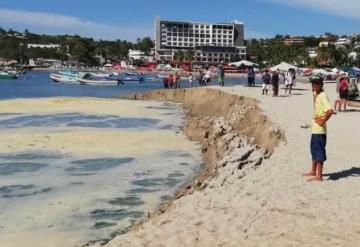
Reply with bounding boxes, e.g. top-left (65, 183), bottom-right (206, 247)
top-left (266, 0), bottom-right (360, 19)
top-left (0, 8), bottom-right (152, 41)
